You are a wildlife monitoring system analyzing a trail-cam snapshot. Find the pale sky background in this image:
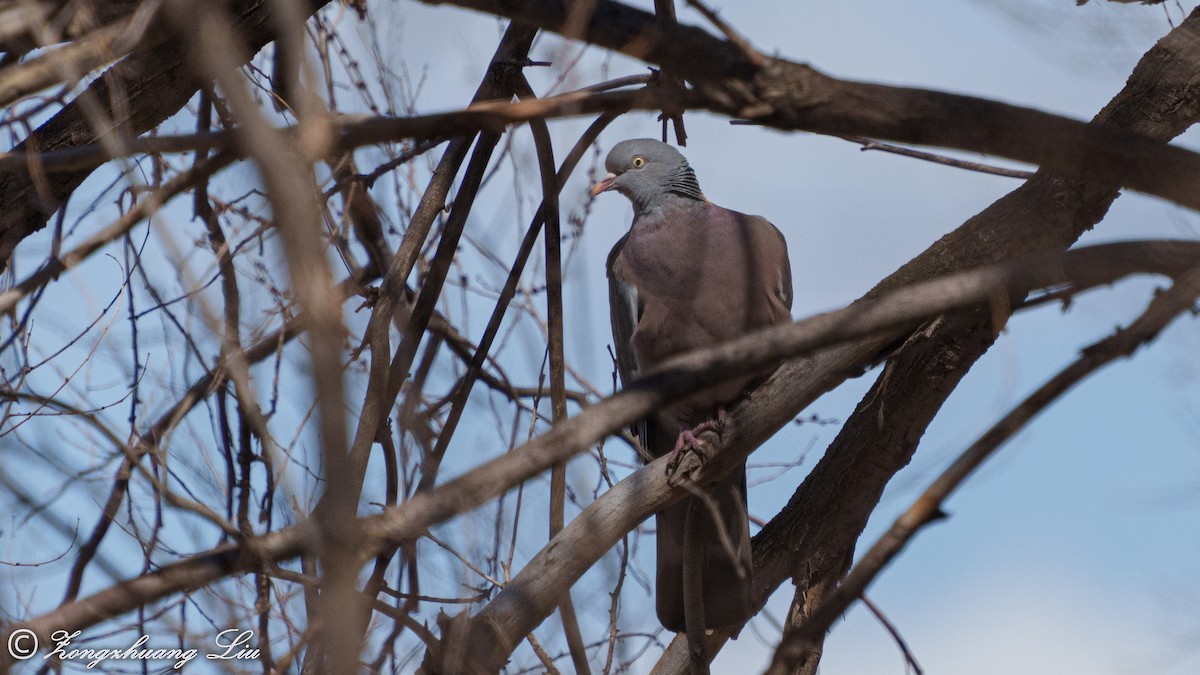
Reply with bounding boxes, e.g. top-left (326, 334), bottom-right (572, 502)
top-left (3, 1), bottom-right (1200, 673)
